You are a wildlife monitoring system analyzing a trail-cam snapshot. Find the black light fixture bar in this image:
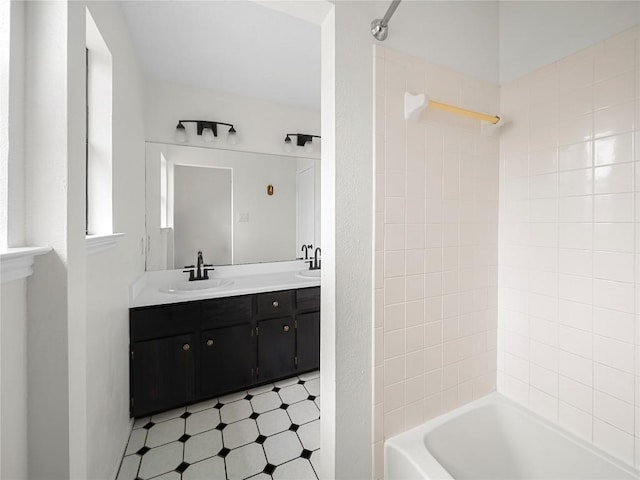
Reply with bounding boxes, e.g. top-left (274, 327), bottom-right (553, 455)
top-left (176, 119), bottom-right (236, 138)
top-left (284, 133), bottom-right (321, 146)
